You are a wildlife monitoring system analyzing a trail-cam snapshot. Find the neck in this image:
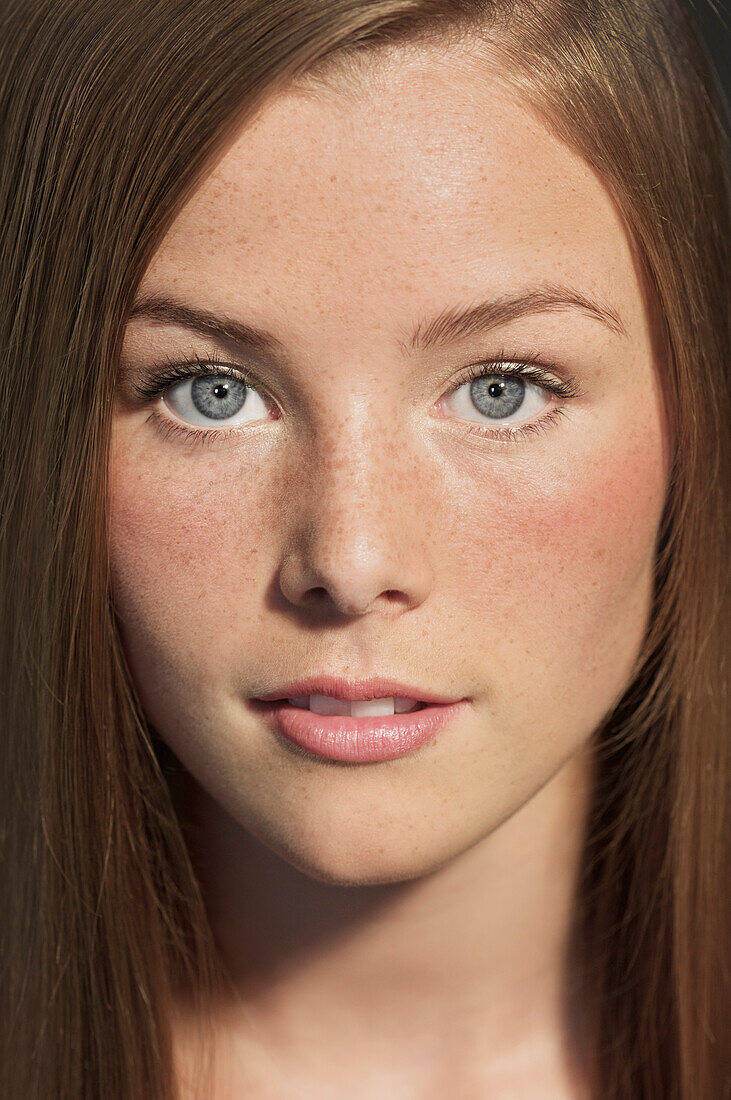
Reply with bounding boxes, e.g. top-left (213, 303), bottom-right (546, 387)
top-left (172, 744), bottom-right (595, 1095)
